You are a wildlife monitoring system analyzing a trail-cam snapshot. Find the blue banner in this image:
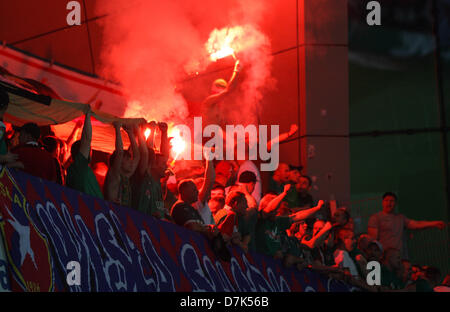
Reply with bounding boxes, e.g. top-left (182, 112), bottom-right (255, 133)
top-left (0, 166), bottom-right (357, 292)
